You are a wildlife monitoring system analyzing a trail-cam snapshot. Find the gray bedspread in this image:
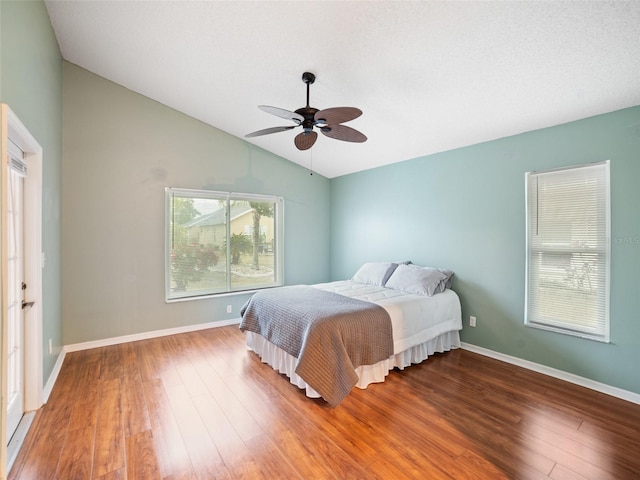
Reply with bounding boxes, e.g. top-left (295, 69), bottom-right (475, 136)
top-left (239, 285), bottom-right (393, 406)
